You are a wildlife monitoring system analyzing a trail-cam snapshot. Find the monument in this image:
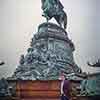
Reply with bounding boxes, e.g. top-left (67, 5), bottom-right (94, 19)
top-left (0, 0), bottom-right (100, 100)
top-left (12, 0), bottom-right (81, 80)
